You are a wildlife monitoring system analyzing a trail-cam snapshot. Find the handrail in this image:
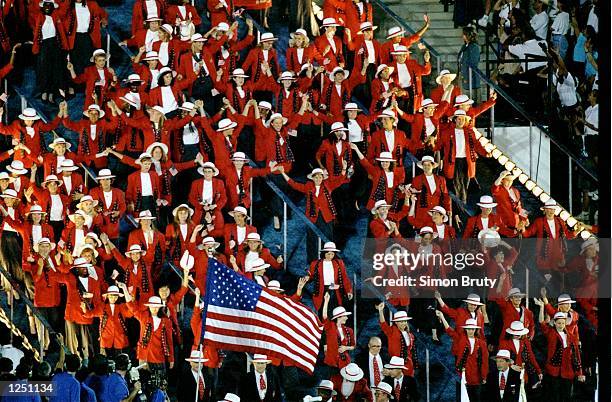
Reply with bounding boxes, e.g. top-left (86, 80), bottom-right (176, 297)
top-left (470, 67), bottom-right (598, 182)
